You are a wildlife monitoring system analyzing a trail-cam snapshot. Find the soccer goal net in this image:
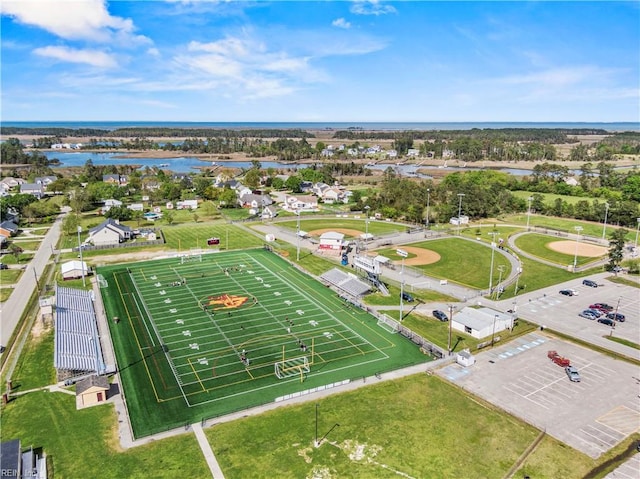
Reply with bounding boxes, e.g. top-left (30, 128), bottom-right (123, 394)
top-left (181, 251), bottom-right (202, 264)
top-left (274, 356), bottom-right (310, 379)
top-left (97, 274), bottom-right (108, 289)
top-left (376, 314), bottom-right (400, 334)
